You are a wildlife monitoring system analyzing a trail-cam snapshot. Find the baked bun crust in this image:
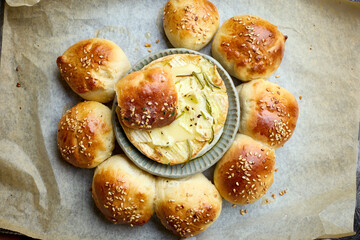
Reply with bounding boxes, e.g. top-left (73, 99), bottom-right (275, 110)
top-left (237, 79), bottom-right (299, 149)
top-left (57, 38), bottom-right (130, 103)
top-left (117, 54), bottom-right (228, 165)
top-left (155, 173), bottom-right (222, 238)
top-left (163, 0), bottom-right (220, 50)
top-left (57, 101), bottom-right (114, 168)
top-left (214, 134), bottom-right (275, 205)
top-left (212, 15), bottom-right (286, 82)
top-left (115, 67), bottom-right (178, 130)
top-left (92, 154), bottom-right (156, 226)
